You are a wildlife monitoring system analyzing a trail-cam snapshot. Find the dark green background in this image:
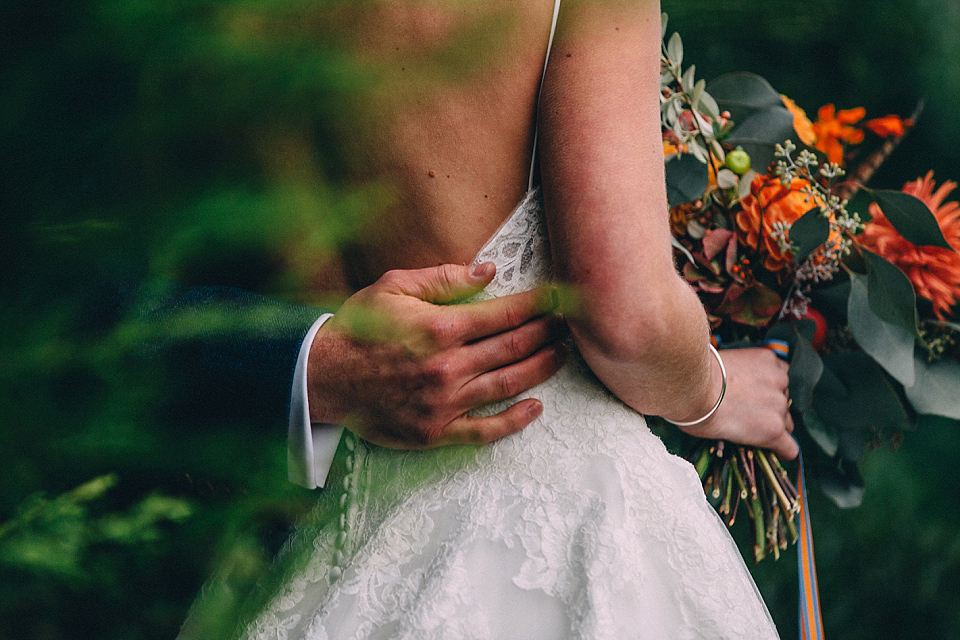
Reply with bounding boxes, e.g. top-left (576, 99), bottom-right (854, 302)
top-left (2, 1), bottom-right (958, 638)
